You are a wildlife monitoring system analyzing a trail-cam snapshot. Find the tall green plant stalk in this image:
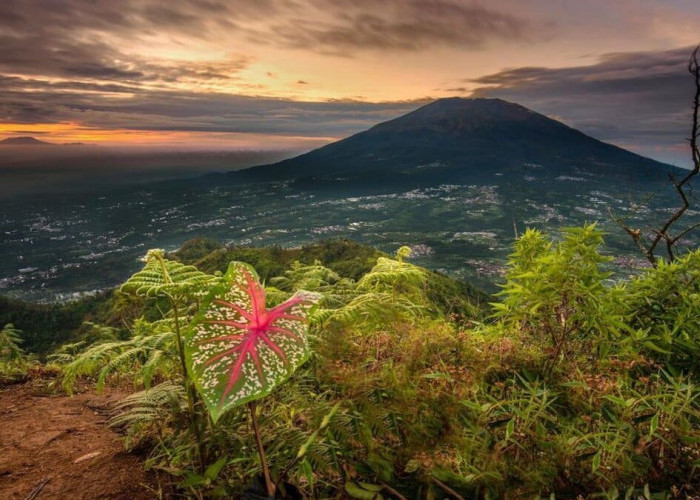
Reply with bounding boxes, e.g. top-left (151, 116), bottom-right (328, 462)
top-left (170, 296), bottom-right (206, 473)
top-left (120, 249), bottom-right (220, 473)
top-left (154, 252), bottom-right (205, 471)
